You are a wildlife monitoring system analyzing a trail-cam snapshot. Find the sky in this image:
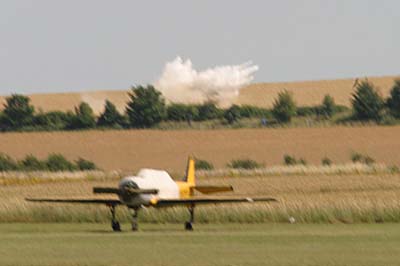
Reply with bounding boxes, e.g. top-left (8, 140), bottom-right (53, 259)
top-left (0, 0), bottom-right (399, 95)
